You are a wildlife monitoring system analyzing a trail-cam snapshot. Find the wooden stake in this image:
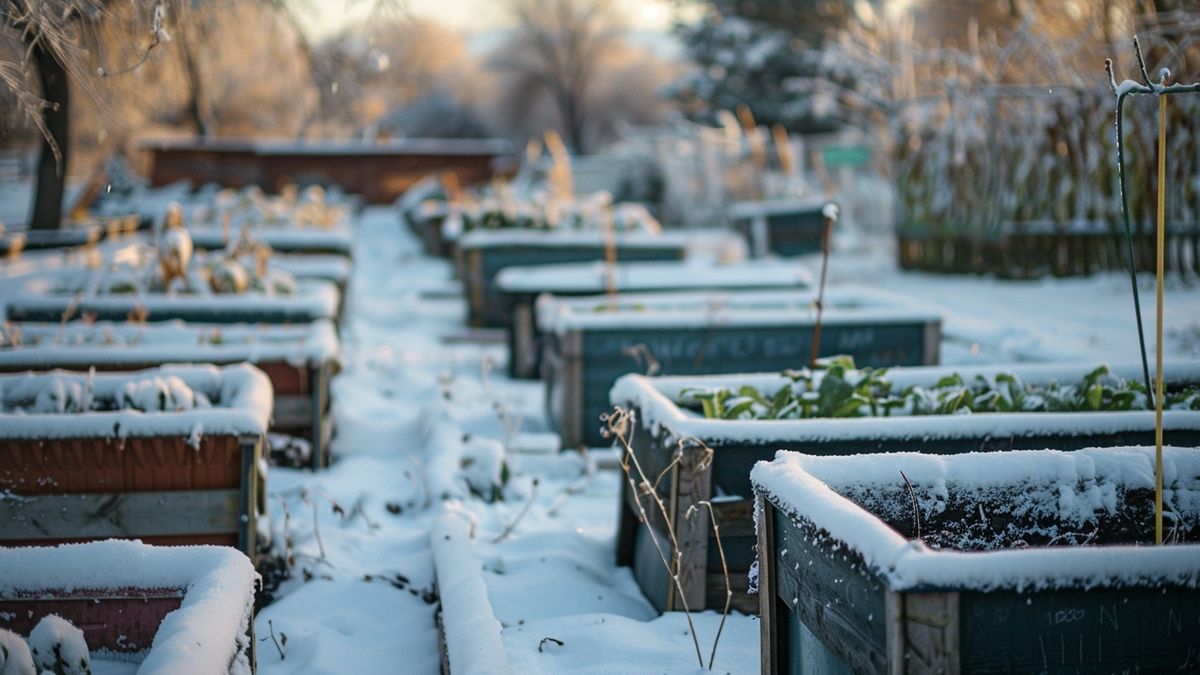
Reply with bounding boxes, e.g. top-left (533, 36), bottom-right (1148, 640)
top-left (737, 104), bottom-right (767, 170)
top-left (603, 205), bottom-right (618, 310)
top-left (543, 129), bottom-right (574, 203)
top-left (809, 204), bottom-right (839, 368)
top-left (1154, 88), bottom-right (1167, 545)
top-left (772, 124), bottom-right (795, 175)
